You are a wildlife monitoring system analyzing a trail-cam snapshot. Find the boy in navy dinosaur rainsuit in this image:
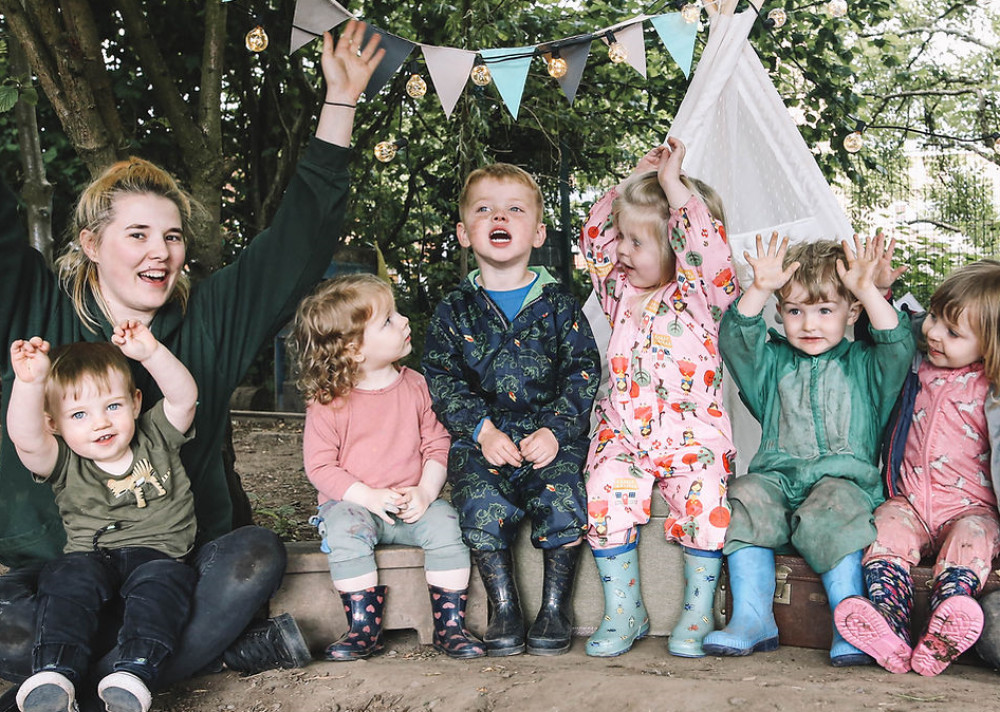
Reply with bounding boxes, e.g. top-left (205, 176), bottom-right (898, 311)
top-left (423, 163), bottom-right (600, 658)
